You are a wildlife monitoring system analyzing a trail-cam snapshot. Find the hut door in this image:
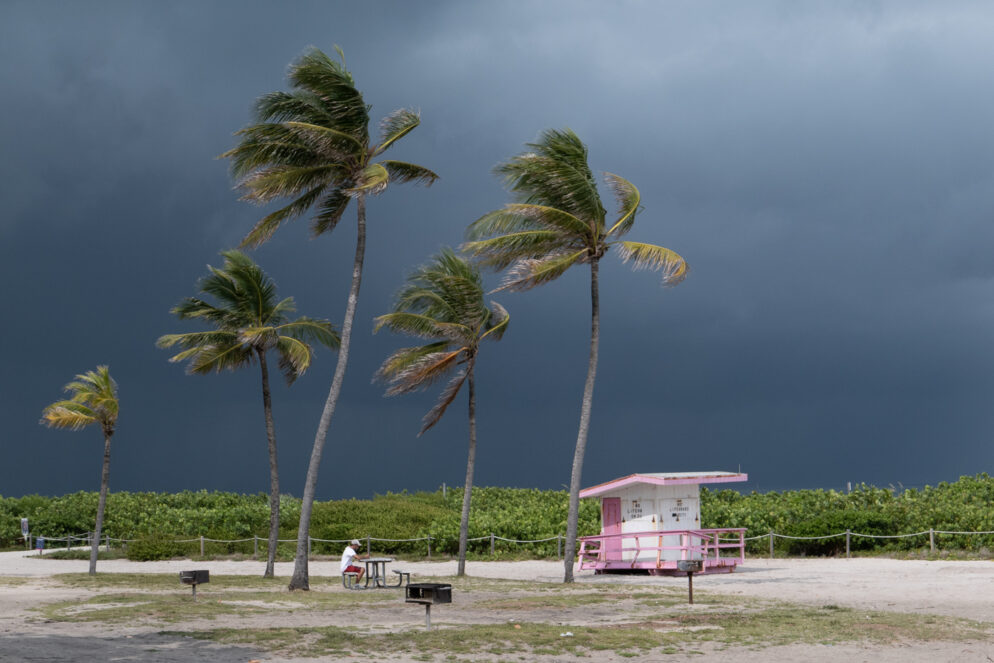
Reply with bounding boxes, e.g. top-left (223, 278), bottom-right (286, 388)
top-left (602, 498), bottom-right (622, 558)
